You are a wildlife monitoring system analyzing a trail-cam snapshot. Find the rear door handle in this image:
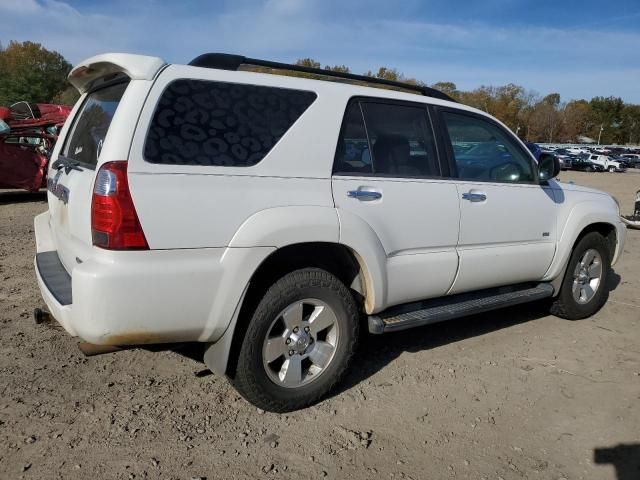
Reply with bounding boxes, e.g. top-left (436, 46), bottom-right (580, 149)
top-left (462, 190), bottom-right (487, 202)
top-left (347, 189), bottom-right (382, 201)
